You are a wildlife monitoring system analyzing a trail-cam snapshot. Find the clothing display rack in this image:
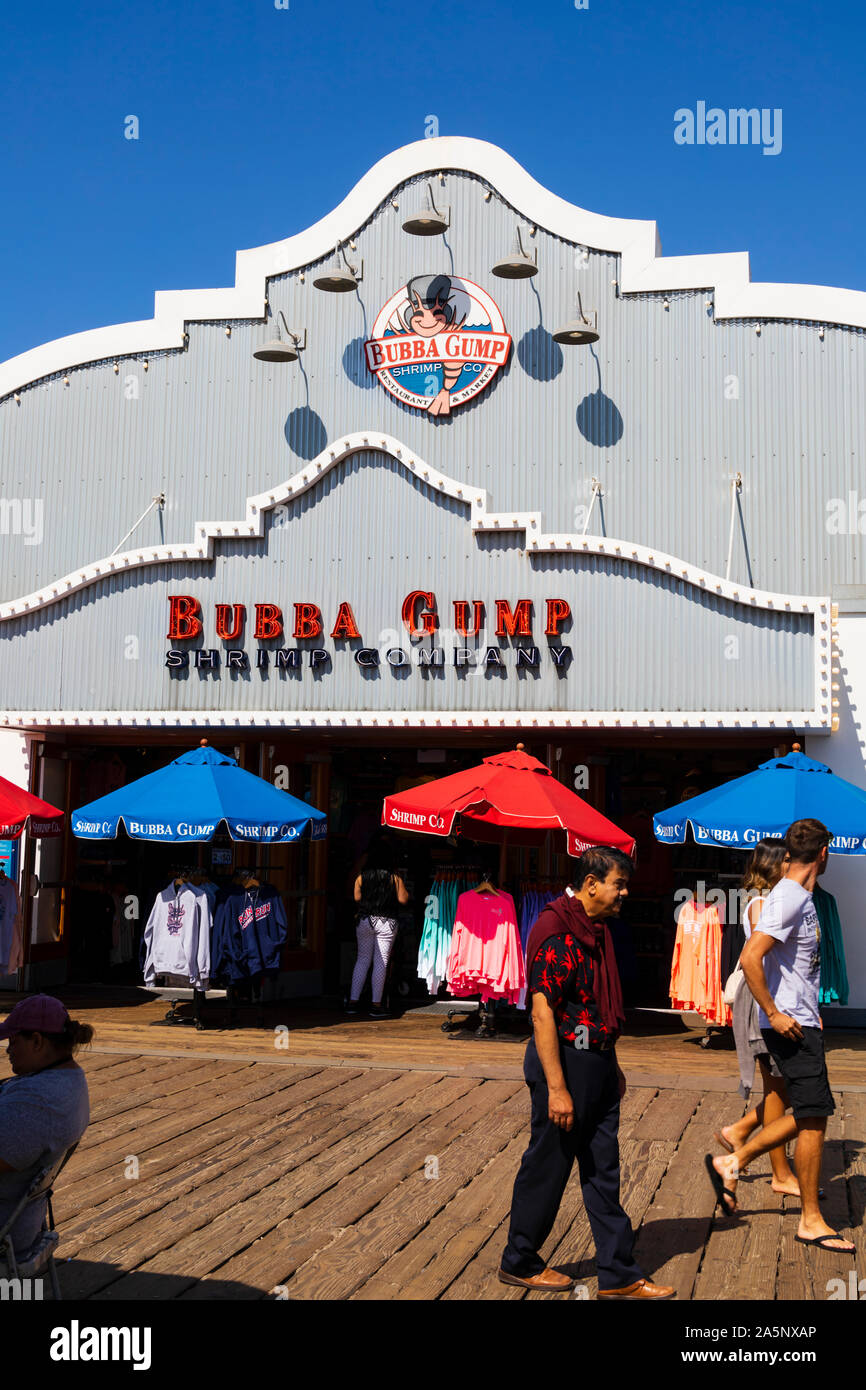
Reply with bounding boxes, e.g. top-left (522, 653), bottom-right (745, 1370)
top-left (146, 983), bottom-right (214, 1030)
top-left (441, 877), bottom-right (527, 1041)
top-left (441, 876), bottom-right (568, 1039)
top-left (216, 865), bottom-right (285, 1030)
top-left (146, 866), bottom-right (218, 1030)
top-left (417, 865), bottom-right (483, 998)
top-left (441, 996), bottom-right (500, 1039)
top-left (701, 871), bottom-right (742, 1048)
top-left (141, 862), bottom-right (287, 1031)
top-left (415, 863), bottom-right (502, 1037)
top-left (669, 886), bottom-right (735, 1048)
top-left (517, 876), bottom-right (567, 951)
